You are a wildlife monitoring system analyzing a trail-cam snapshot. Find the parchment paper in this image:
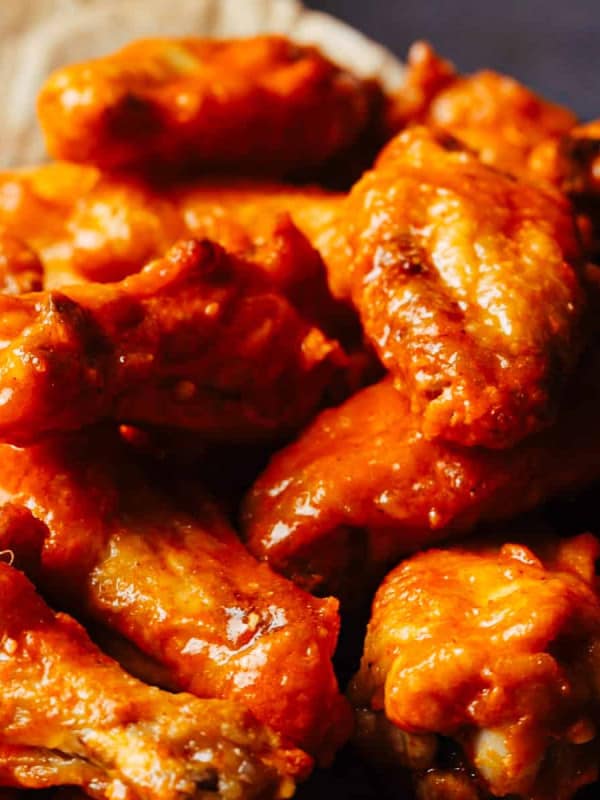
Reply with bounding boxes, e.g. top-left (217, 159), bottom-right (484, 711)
top-left (0, 0), bottom-right (405, 168)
